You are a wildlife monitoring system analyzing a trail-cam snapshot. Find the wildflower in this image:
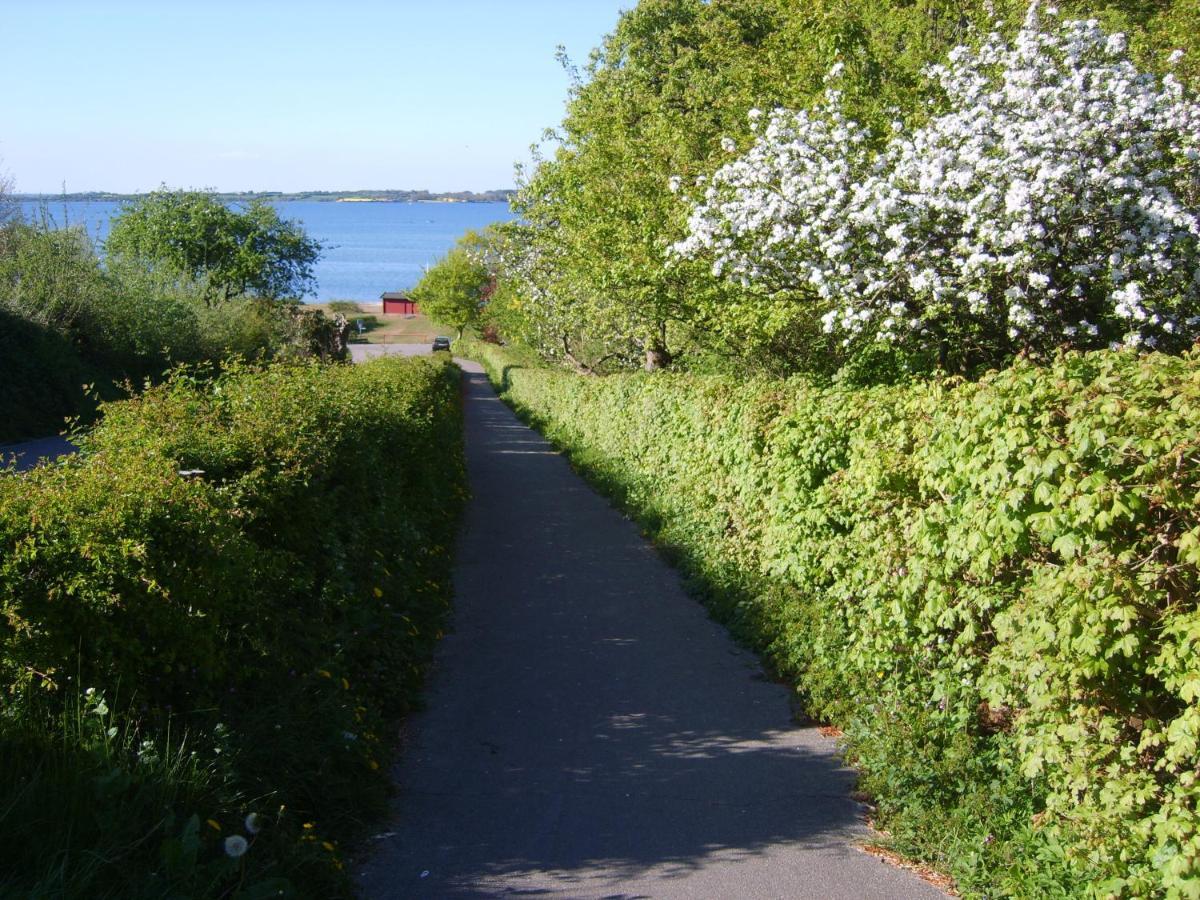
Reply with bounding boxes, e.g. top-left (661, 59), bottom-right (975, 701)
top-left (224, 835), bottom-right (249, 858)
top-left (244, 813), bottom-right (261, 834)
